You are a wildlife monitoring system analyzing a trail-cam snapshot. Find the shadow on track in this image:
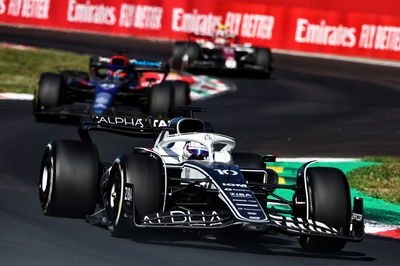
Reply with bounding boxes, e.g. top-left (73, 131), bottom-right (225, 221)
top-left (109, 228), bottom-right (375, 262)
